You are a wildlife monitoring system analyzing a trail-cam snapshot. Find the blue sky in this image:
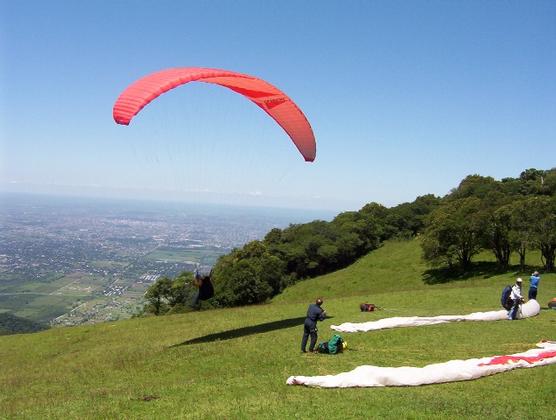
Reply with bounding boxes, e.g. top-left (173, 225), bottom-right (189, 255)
top-left (1, 0), bottom-right (555, 211)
